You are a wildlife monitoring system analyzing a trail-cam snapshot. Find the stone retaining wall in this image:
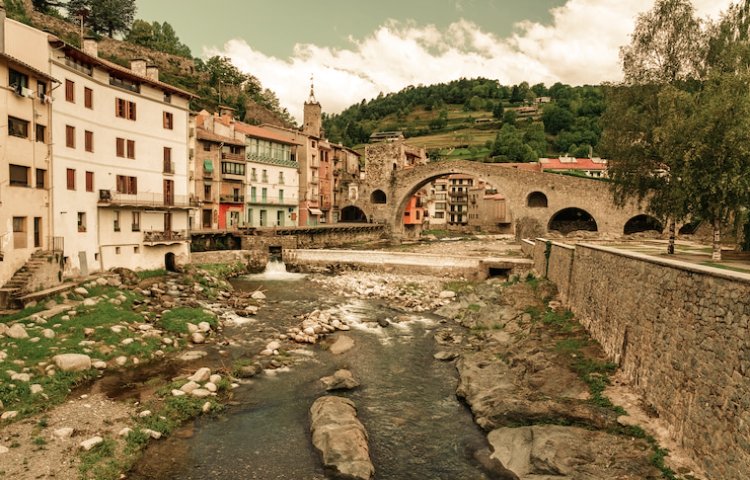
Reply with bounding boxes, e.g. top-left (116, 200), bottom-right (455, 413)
top-left (528, 240), bottom-right (750, 478)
